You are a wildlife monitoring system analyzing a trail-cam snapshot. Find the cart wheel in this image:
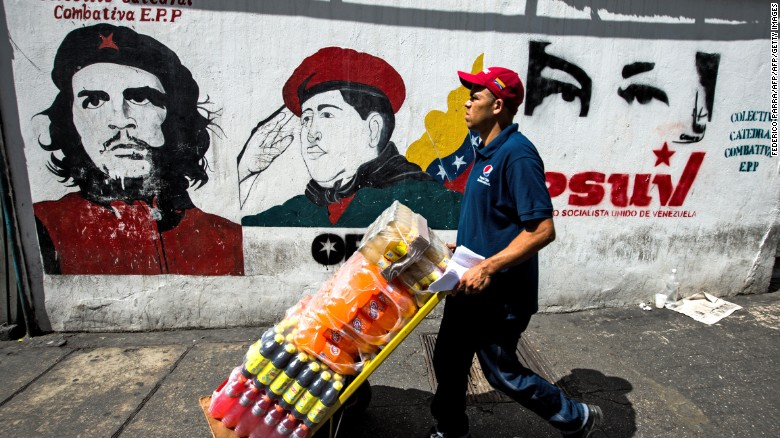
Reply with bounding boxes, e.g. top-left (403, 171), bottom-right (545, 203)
top-left (341, 379), bottom-right (371, 415)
